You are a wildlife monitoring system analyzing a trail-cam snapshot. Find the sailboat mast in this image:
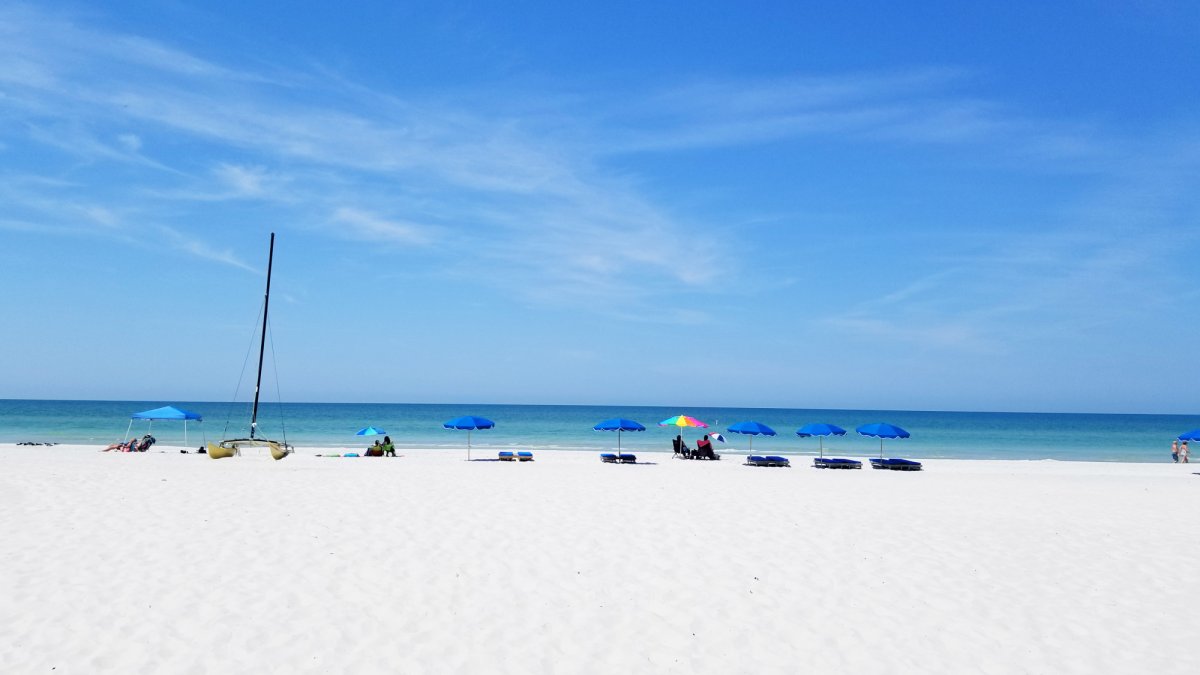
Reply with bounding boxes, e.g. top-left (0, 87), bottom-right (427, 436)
top-left (250, 232), bottom-right (275, 439)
